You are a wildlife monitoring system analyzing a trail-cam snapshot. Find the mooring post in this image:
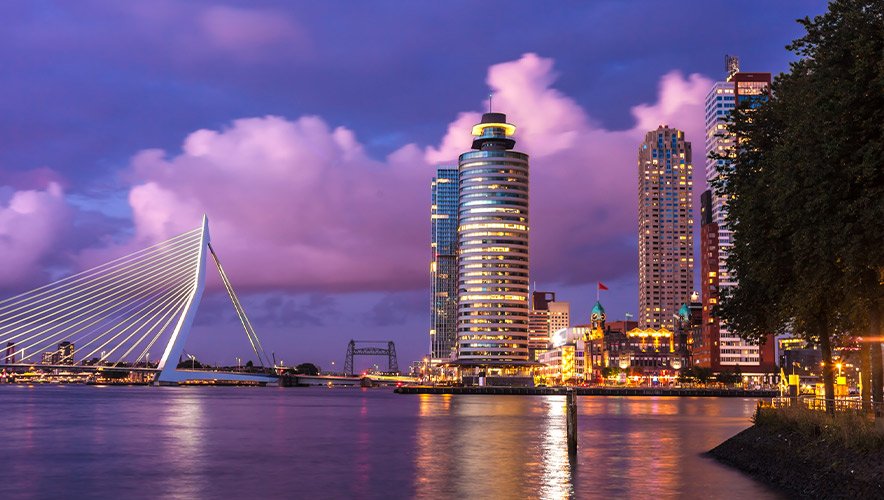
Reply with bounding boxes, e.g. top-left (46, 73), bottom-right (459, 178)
top-left (566, 387), bottom-right (577, 455)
